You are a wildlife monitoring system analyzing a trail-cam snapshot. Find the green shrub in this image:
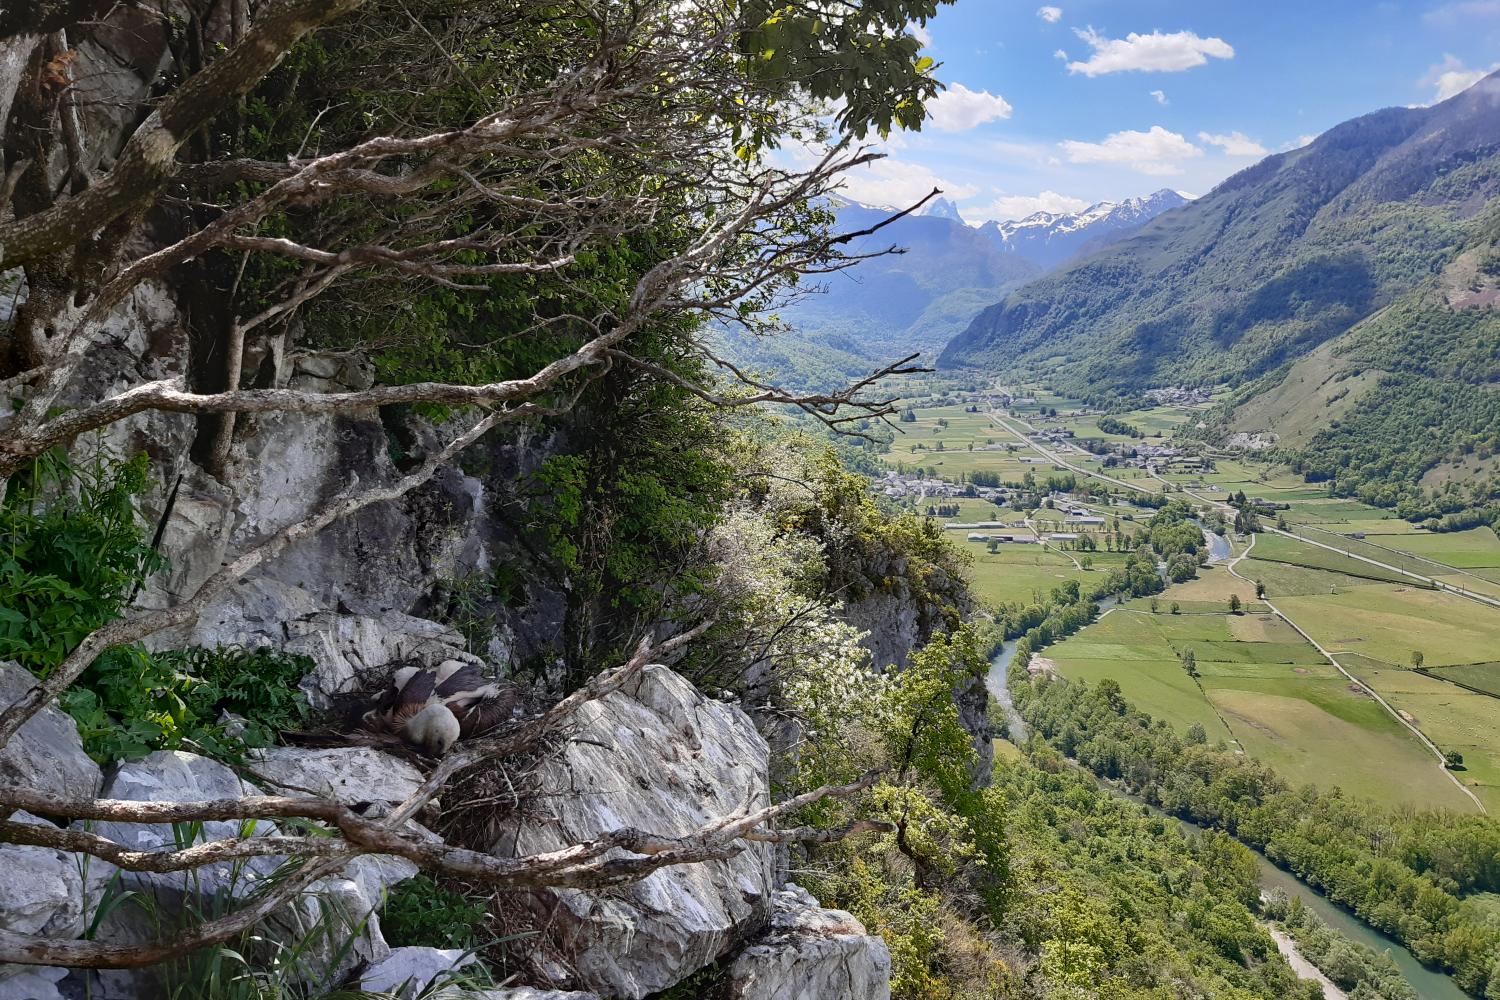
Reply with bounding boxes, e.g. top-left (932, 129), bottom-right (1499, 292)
top-left (380, 875), bottom-right (490, 951)
top-left (60, 645), bottom-right (313, 764)
top-left (0, 451), bottom-right (161, 673)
